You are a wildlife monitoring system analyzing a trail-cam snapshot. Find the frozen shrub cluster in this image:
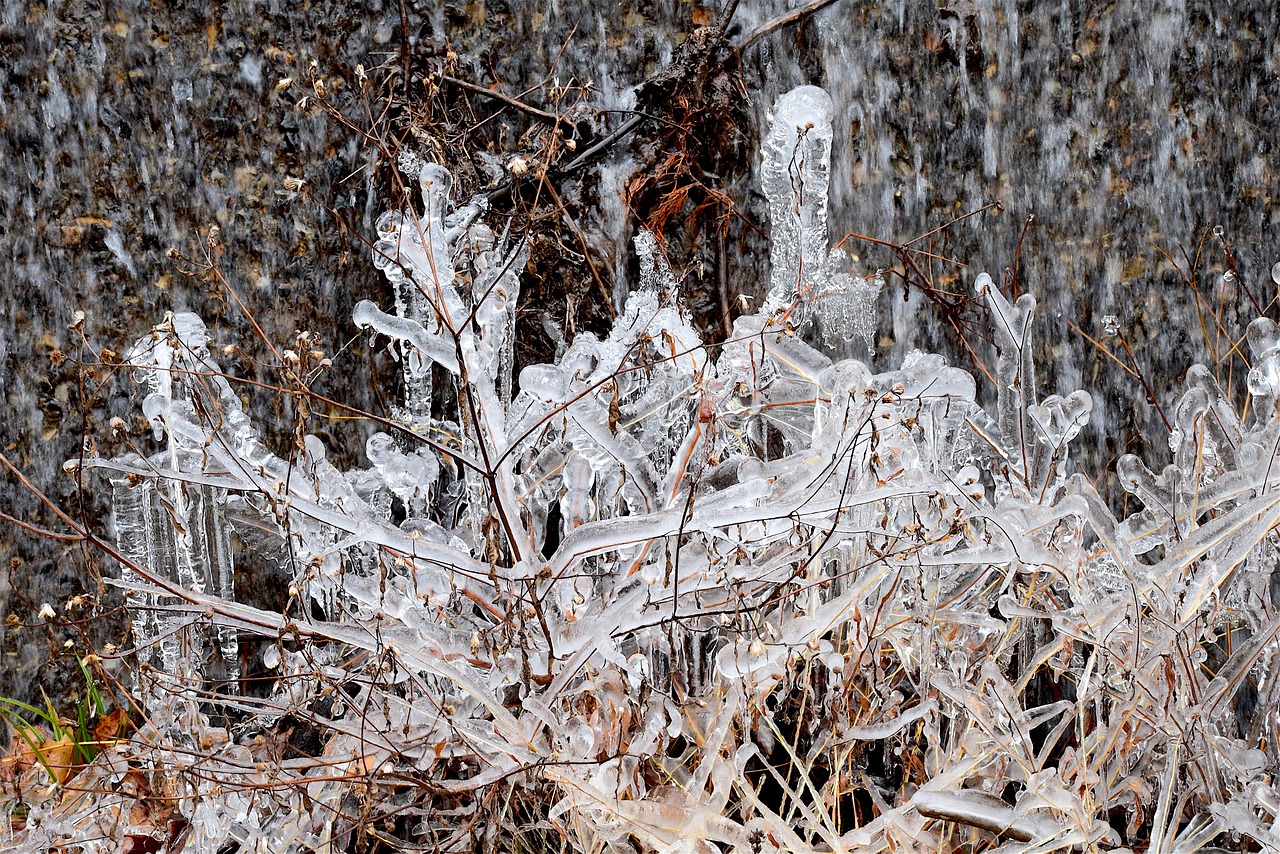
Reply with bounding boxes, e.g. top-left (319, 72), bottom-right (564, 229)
top-left (12, 86), bottom-right (1280, 852)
